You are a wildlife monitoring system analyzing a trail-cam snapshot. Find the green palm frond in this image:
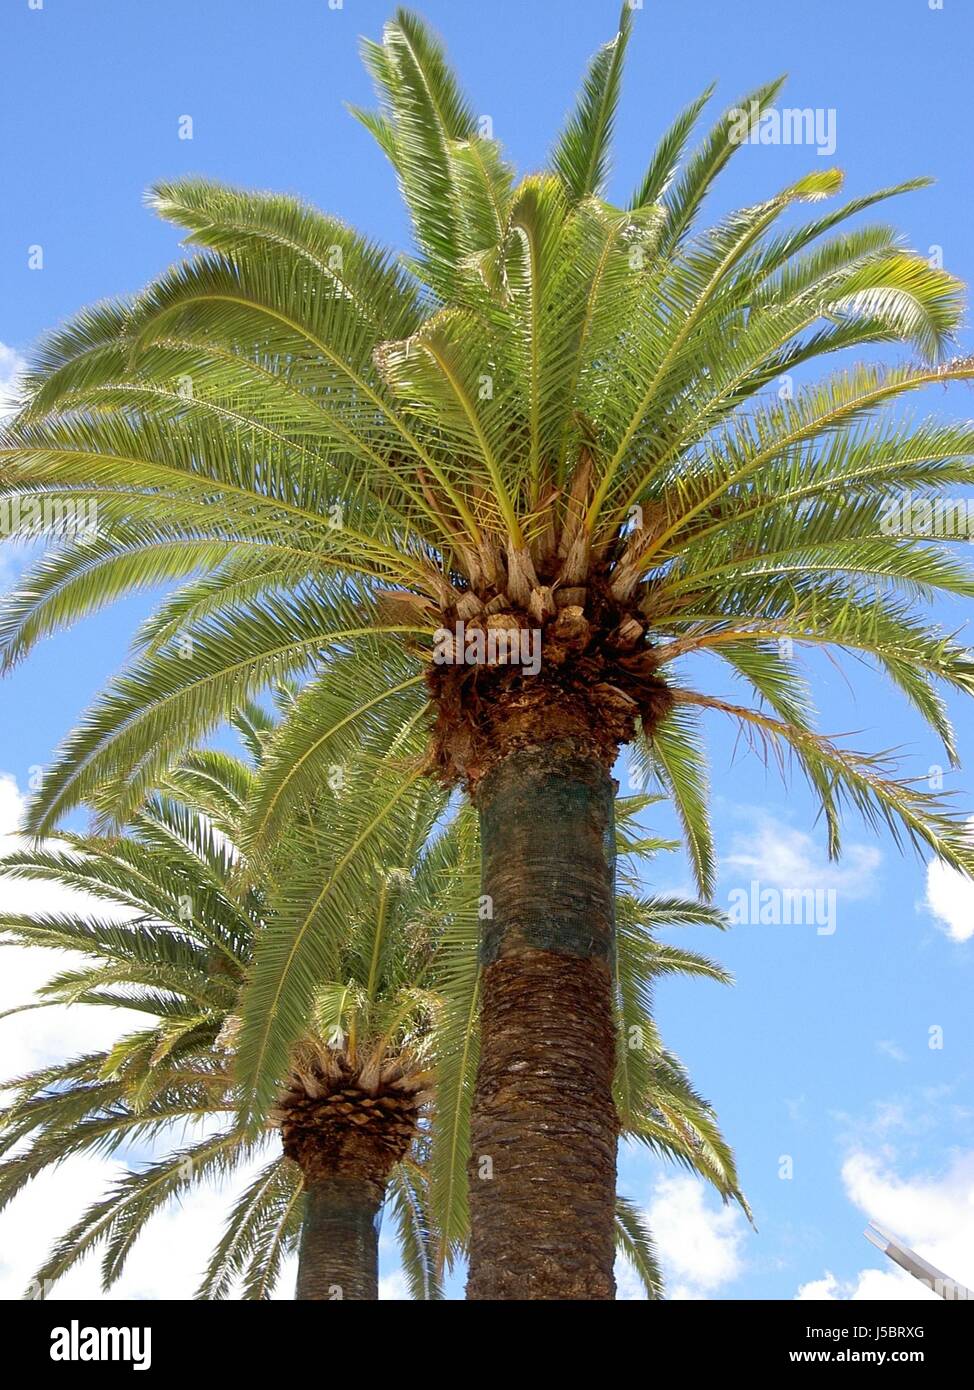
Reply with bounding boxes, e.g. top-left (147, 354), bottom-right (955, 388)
top-left (196, 1157), bottom-right (303, 1301)
top-left (552, 5), bottom-right (632, 203)
top-left (614, 1194), bottom-right (662, 1299)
